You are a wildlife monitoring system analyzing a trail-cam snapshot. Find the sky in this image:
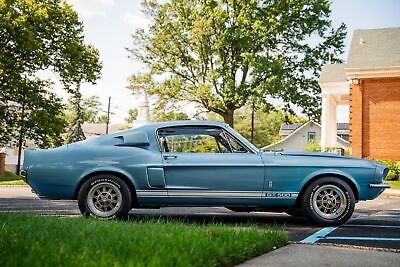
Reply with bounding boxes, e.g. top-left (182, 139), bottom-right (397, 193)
top-left (64, 0), bottom-right (400, 124)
